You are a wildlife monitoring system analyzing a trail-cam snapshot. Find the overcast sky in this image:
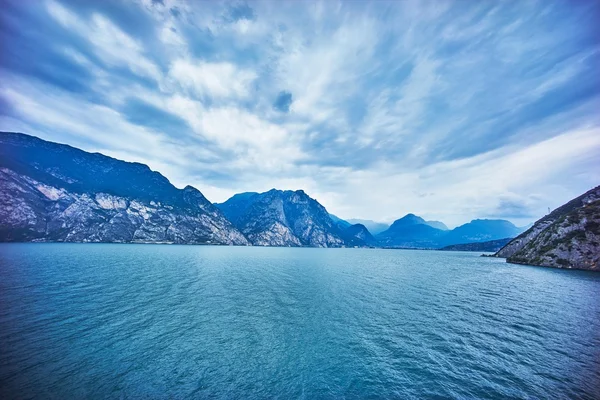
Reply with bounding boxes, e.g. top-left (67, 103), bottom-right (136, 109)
top-left (1, 0), bottom-right (599, 227)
